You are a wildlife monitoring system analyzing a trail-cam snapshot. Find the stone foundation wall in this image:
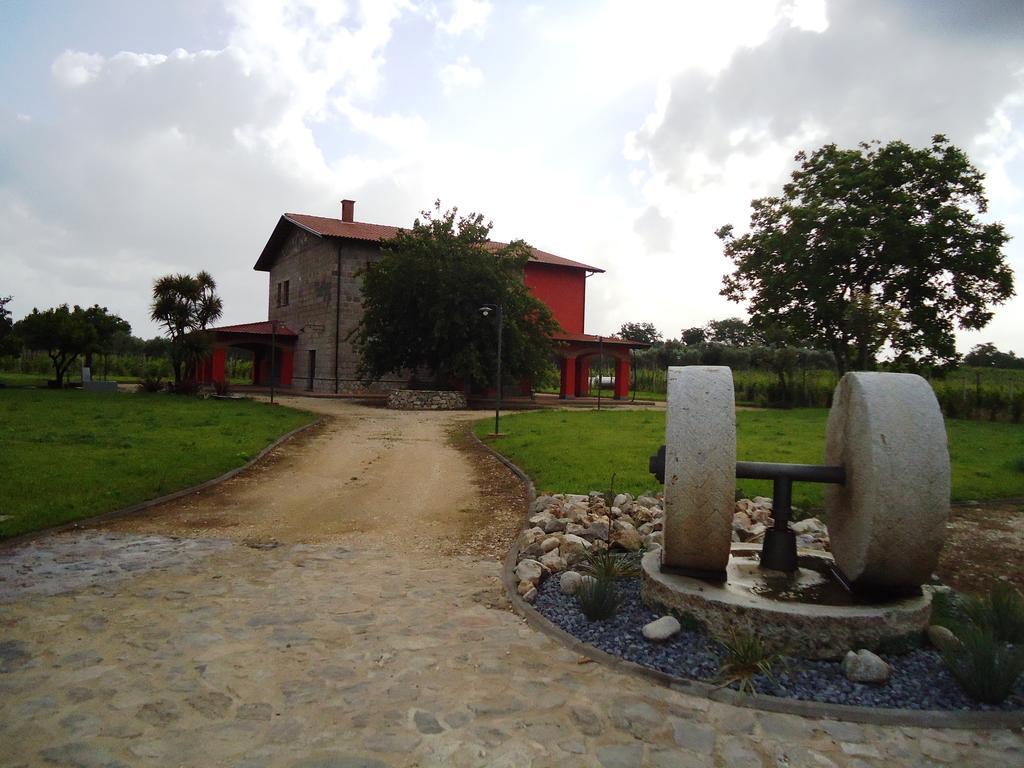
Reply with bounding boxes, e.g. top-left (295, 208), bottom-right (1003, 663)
top-left (386, 390), bottom-right (467, 410)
